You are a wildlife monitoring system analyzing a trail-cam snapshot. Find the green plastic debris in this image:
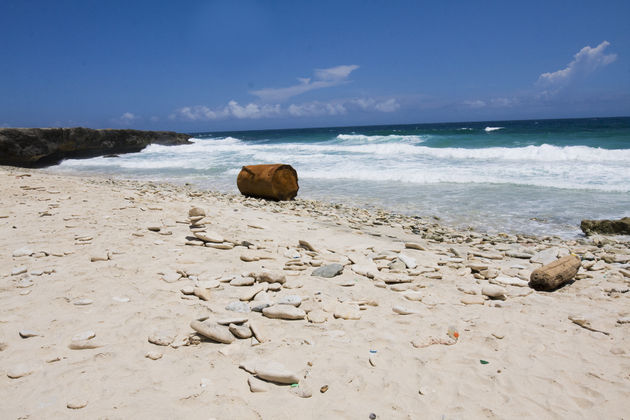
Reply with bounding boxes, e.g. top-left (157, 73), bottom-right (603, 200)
top-left (291, 383), bottom-right (299, 387)
top-left (480, 360), bottom-right (489, 365)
